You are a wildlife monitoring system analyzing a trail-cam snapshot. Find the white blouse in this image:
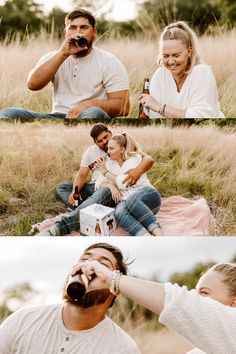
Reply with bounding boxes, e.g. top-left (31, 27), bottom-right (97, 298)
top-left (149, 64), bottom-right (225, 118)
top-left (95, 154), bottom-right (154, 200)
